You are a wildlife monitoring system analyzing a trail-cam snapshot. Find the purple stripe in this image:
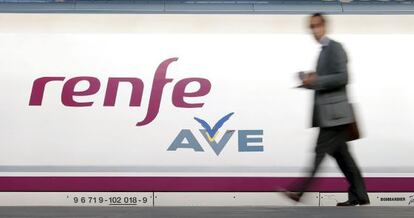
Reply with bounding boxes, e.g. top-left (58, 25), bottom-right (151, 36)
top-left (0, 177), bottom-right (413, 192)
